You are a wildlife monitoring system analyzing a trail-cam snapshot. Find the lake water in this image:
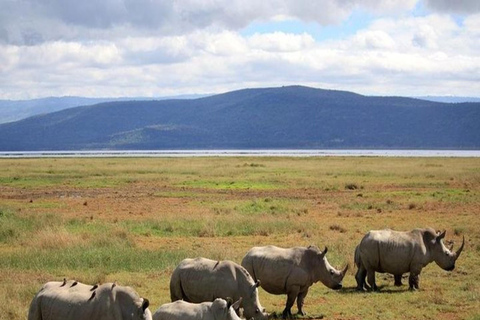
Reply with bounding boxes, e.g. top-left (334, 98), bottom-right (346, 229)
top-left (1, 149), bottom-right (479, 158)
